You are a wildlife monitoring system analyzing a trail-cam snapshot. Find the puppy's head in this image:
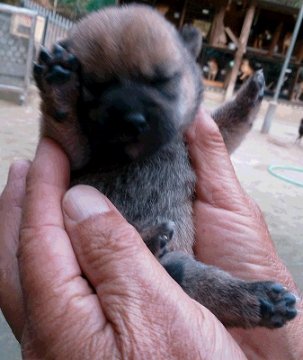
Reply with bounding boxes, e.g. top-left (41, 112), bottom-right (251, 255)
top-left (48, 6), bottom-right (203, 168)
